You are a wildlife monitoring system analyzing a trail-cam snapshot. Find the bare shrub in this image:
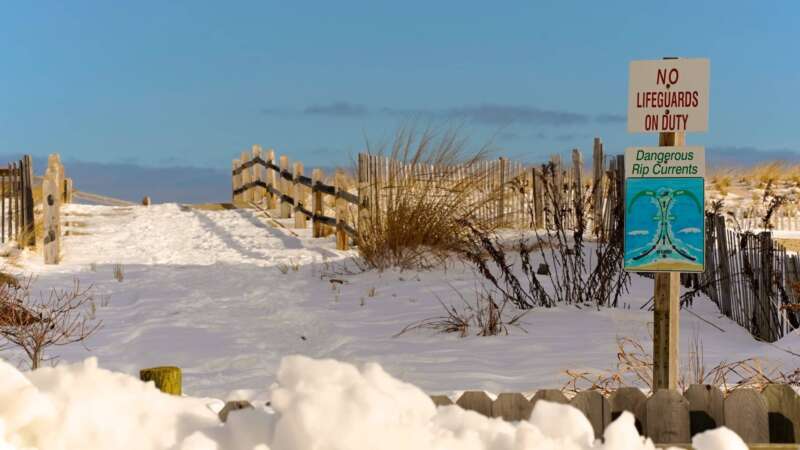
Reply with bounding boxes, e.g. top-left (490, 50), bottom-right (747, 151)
top-left (356, 125), bottom-right (499, 270)
top-left (460, 160), bottom-right (630, 309)
top-left (0, 277), bottom-right (101, 369)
